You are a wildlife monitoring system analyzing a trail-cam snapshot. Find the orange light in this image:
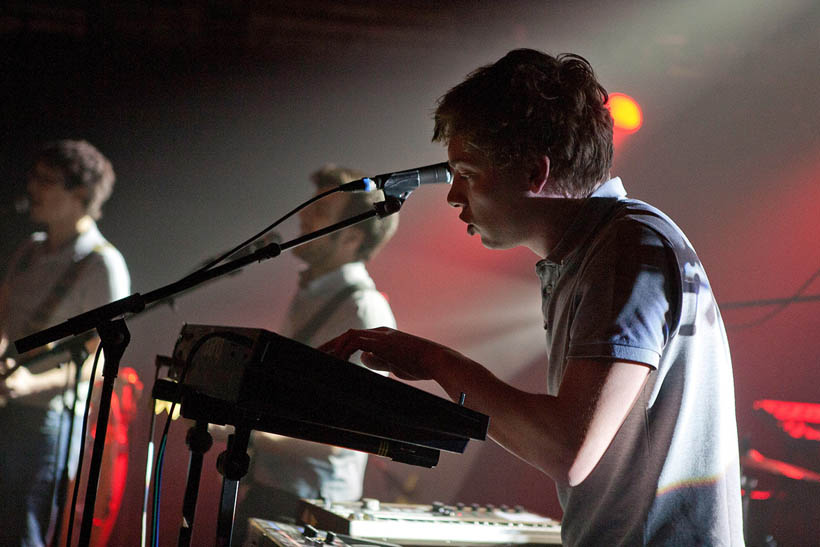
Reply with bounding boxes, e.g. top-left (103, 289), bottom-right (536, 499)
top-left (608, 92), bottom-right (643, 133)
